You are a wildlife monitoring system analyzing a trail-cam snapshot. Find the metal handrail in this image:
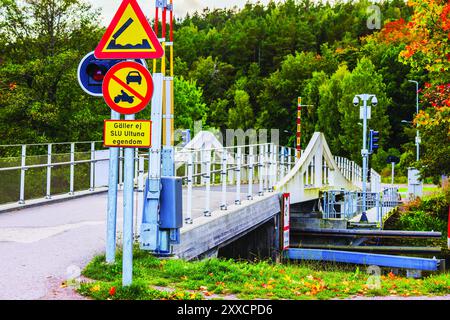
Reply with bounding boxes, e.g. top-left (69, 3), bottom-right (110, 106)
top-left (0, 158), bottom-right (109, 172)
top-left (0, 141), bottom-right (103, 148)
